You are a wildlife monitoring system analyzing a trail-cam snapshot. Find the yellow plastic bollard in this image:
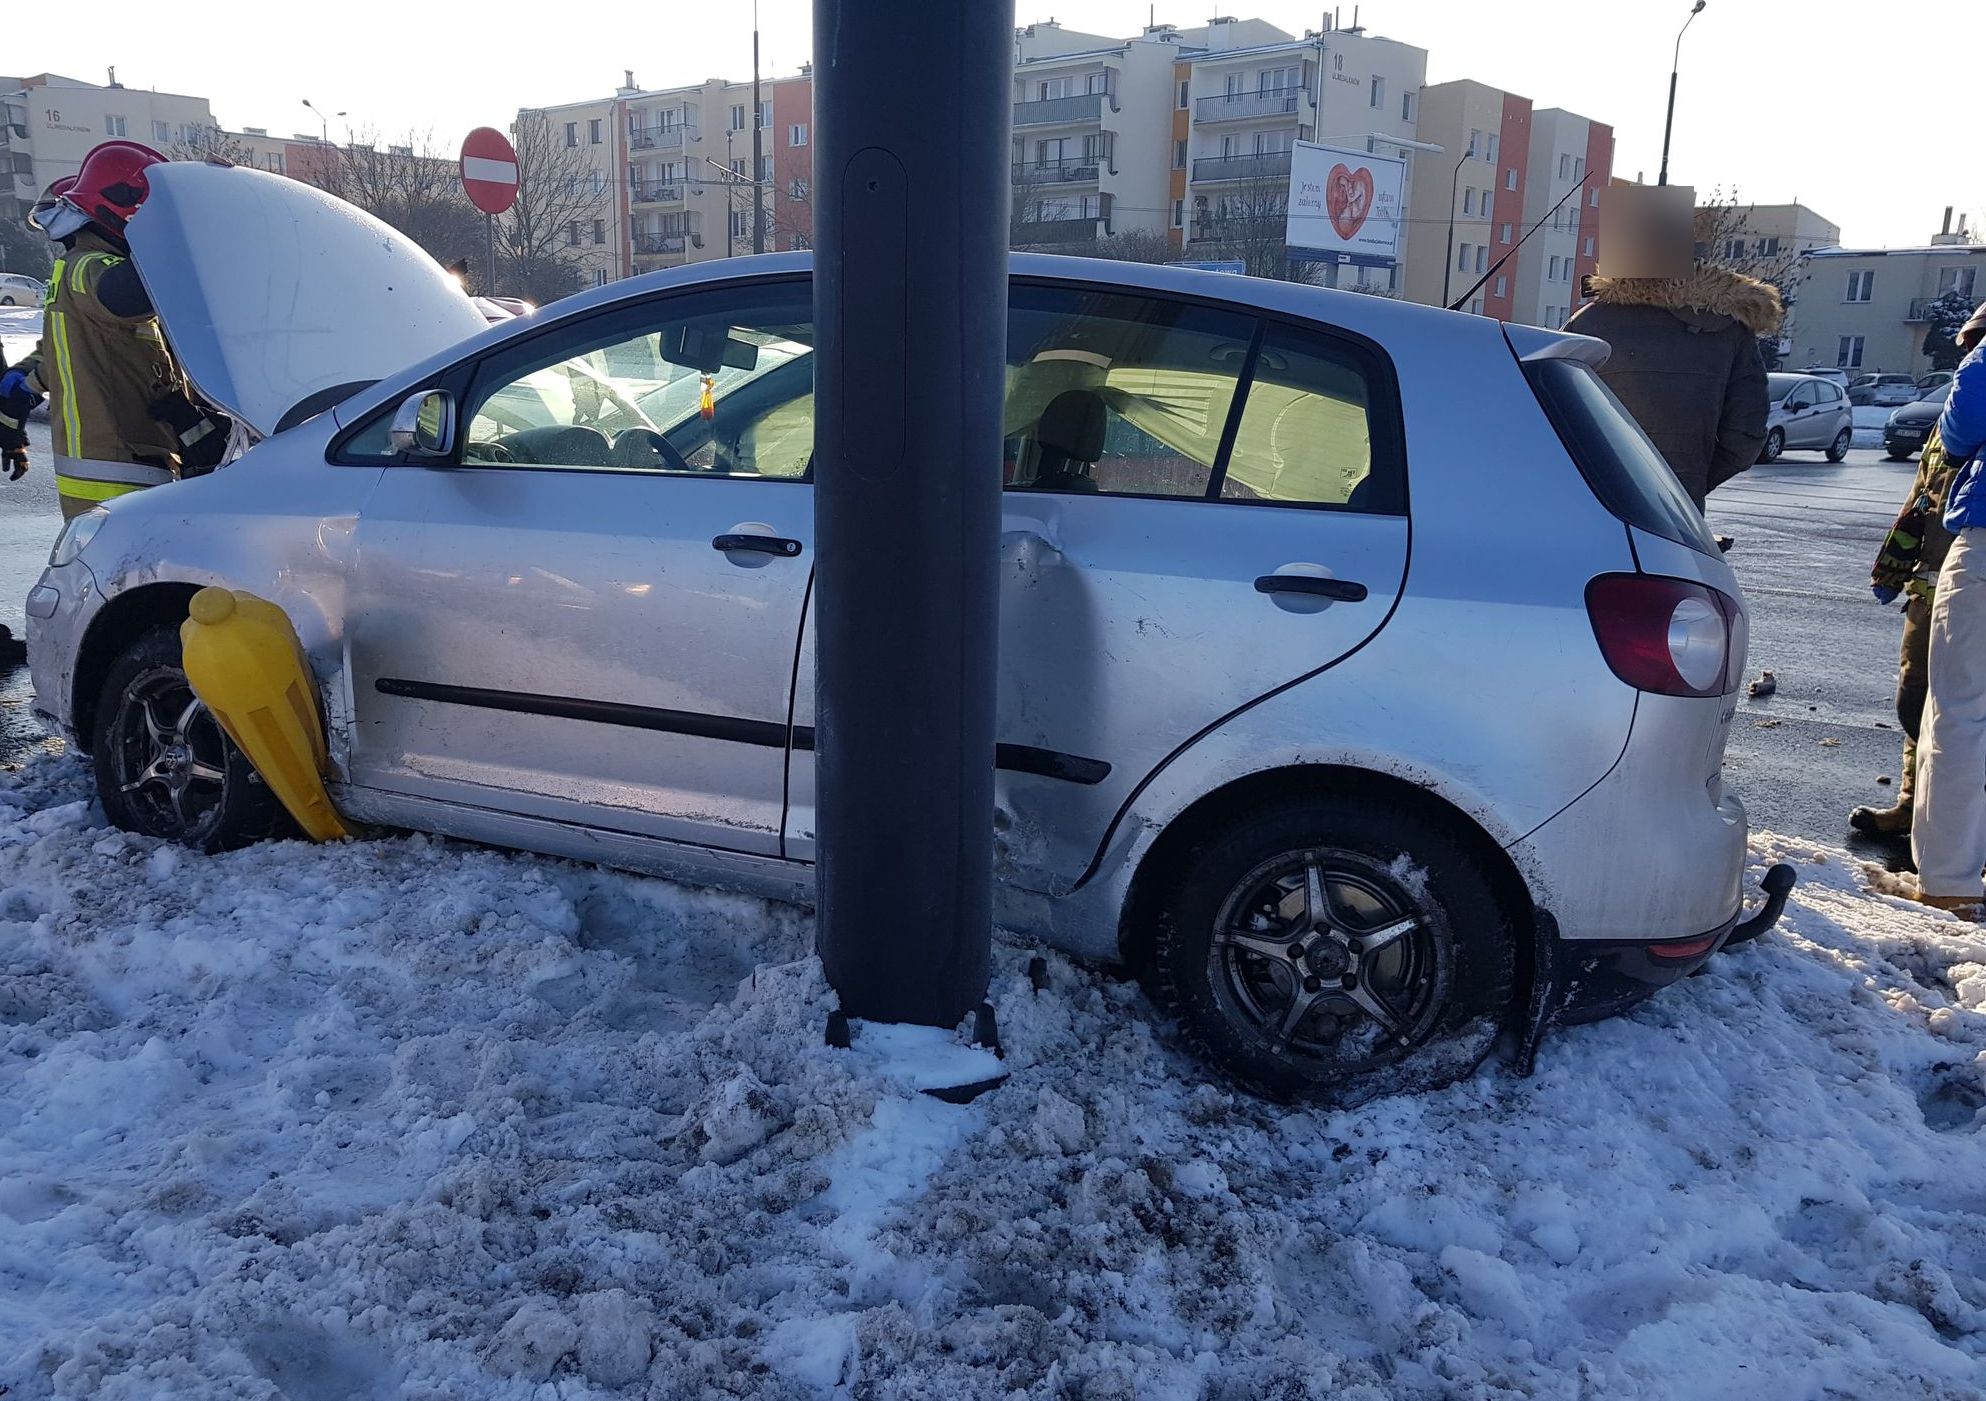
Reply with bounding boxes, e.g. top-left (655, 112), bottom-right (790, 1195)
top-left (179, 587), bottom-right (352, 842)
